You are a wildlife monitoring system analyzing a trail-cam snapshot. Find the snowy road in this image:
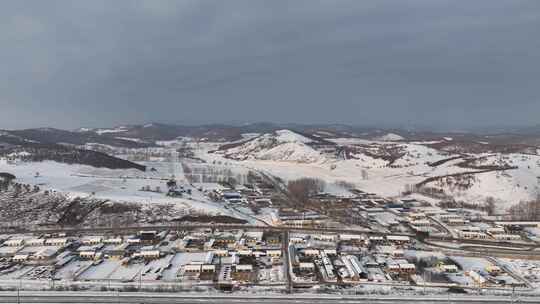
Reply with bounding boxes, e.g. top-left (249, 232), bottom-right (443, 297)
top-left (1, 292), bottom-right (539, 304)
